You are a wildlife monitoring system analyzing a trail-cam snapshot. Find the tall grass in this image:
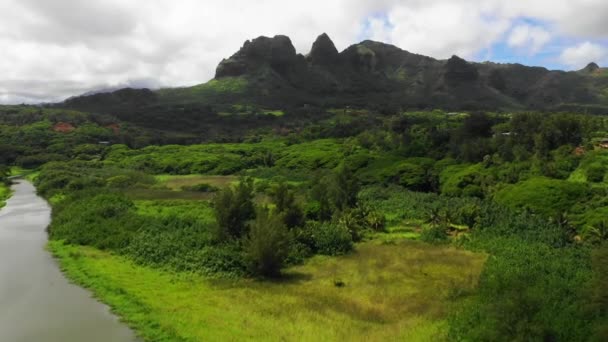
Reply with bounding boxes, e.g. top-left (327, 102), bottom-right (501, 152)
top-left (49, 240), bottom-right (485, 341)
